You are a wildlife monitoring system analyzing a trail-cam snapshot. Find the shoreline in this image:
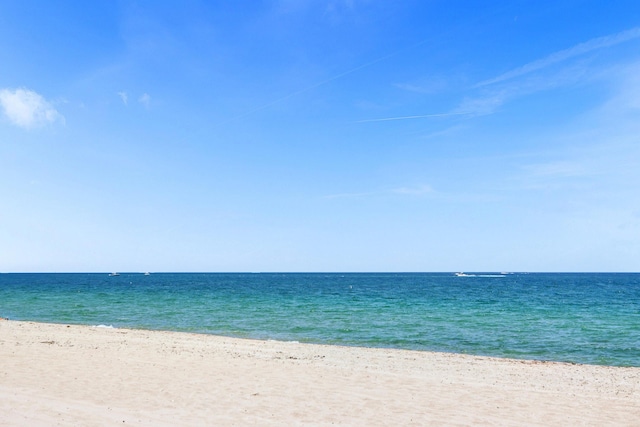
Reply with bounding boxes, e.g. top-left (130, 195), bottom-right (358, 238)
top-left (1, 320), bottom-right (639, 425)
top-left (4, 317), bottom-right (635, 368)
top-left (6, 318), bottom-right (638, 369)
